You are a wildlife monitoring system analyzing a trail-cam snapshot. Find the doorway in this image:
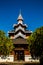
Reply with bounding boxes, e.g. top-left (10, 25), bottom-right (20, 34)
top-left (15, 50), bottom-right (24, 61)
